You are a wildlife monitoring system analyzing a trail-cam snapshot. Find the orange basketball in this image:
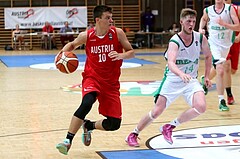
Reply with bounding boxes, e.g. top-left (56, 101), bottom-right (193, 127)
top-left (55, 51), bottom-right (79, 74)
